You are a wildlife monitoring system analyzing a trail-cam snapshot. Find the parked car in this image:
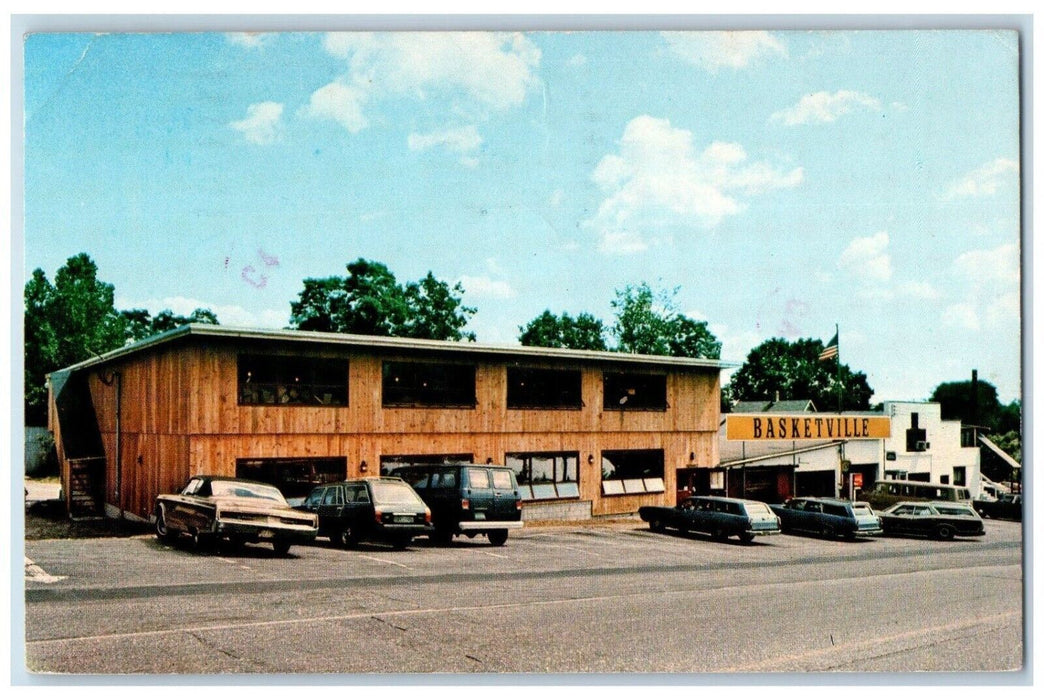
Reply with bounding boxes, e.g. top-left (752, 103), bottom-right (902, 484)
top-left (297, 477), bottom-right (433, 549)
top-left (387, 463), bottom-right (523, 546)
top-left (865, 479), bottom-right (972, 510)
top-left (973, 492), bottom-right (1022, 522)
top-left (639, 496), bottom-right (781, 544)
top-left (878, 501), bottom-right (986, 539)
top-left (154, 475), bottom-right (318, 555)
top-left (770, 497), bottom-right (882, 539)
